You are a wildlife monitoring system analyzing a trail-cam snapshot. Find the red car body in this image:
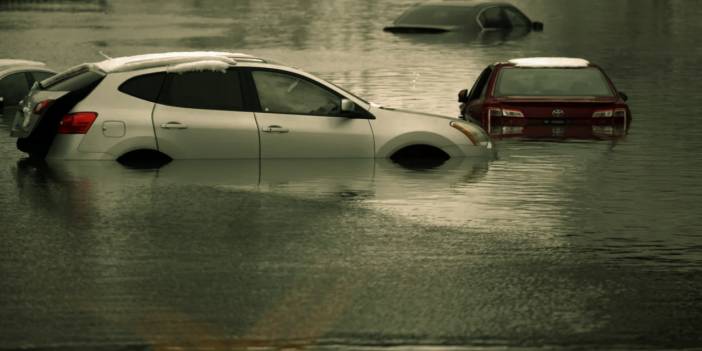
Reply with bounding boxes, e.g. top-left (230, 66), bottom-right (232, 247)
top-left (459, 57), bottom-right (631, 139)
